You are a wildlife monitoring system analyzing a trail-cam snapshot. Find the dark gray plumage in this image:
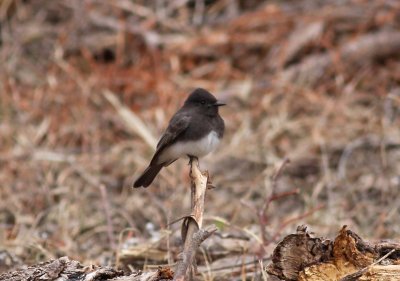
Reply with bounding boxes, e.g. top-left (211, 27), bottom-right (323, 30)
top-left (133, 88), bottom-right (225, 188)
